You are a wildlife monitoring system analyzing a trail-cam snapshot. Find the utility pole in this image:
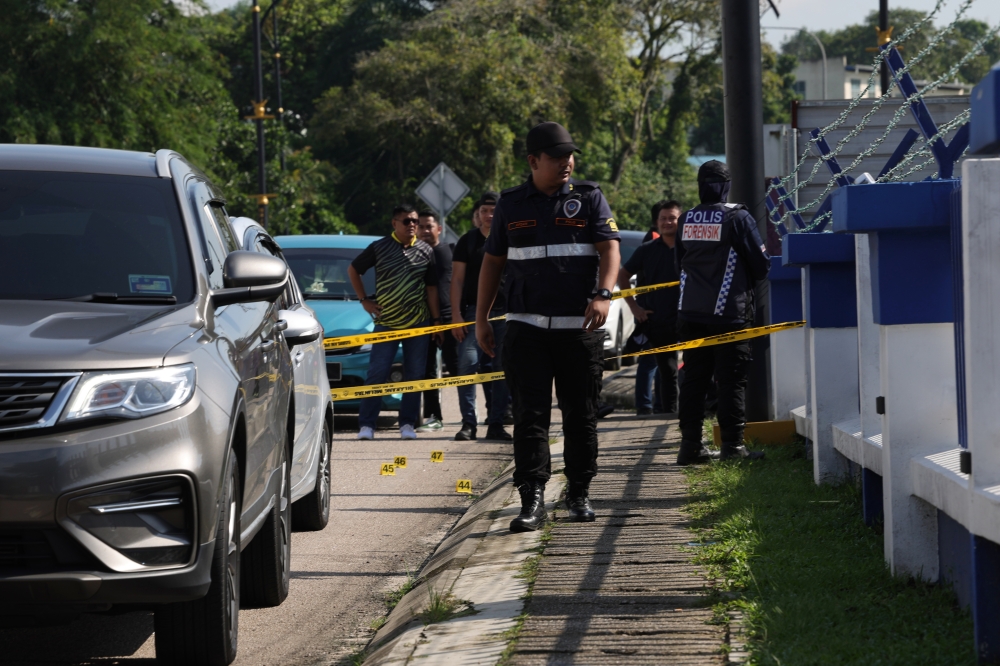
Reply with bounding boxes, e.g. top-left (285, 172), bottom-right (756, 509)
top-left (247, 1), bottom-right (274, 229)
top-left (879, 0), bottom-right (890, 96)
top-left (721, 0), bottom-right (770, 421)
